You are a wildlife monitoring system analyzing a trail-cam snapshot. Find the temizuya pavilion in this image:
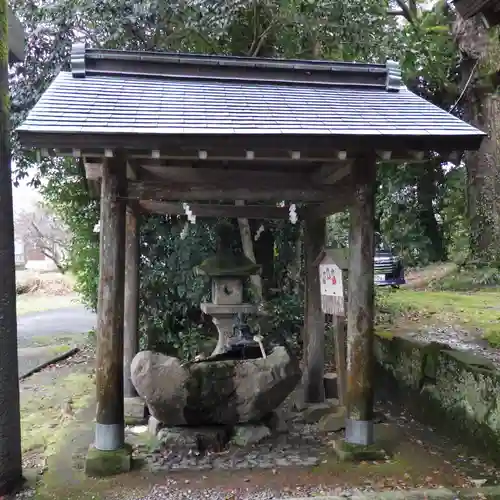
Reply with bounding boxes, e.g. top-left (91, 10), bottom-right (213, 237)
top-left (17, 43), bottom-right (484, 474)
